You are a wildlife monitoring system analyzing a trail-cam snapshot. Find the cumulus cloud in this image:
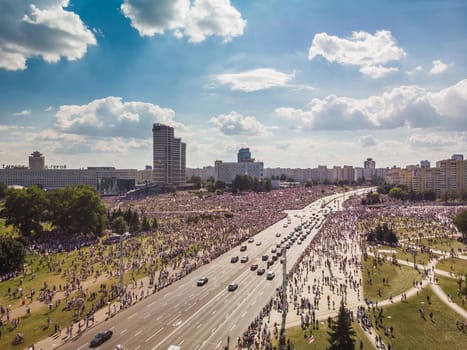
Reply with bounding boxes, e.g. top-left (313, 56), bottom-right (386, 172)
top-left (210, 111), bottom-right (273, 136)
top-left (308, 30), bottom-right (406, 78)
top-left (13, 109), bottom-right (31, 116)
top-left (406, 65), bottom-right (423, 76)
top-left (215, 68), bottom-right (295, 92)
top-left (35, 129), bottom-right (150, 155)
top-left (275, 79), bottom-right (467, 131)
top-left (359, 135), bottom-right (377, 147)
top-left (55, 96), bottom-right (183, 138)
top-left (0, 0), bottom-right (96, 71)
top-left (407, 133), bottom-right (456, 148)
top-left (121, 0), bottom-right (246, 42)
top-left (429, 60), bottom-right (448, 75)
